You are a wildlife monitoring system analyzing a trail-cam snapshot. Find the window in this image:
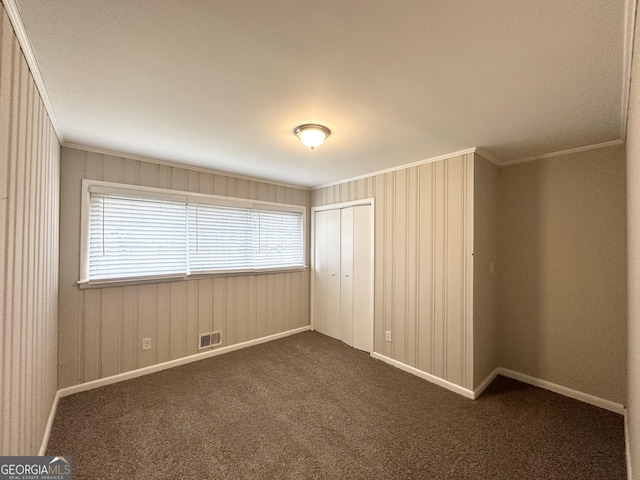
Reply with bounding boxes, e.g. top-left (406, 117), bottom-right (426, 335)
top-left (80, 180), bottom-right (305, 286)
